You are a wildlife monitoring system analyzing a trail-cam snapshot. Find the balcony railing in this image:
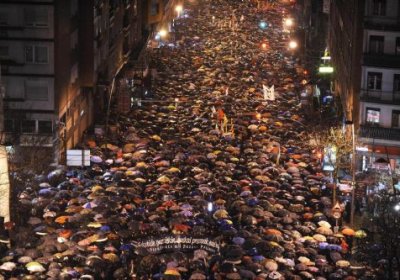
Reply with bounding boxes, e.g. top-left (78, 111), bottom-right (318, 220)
top-left (360, 89), bottom-right (400, 105)
top-left (364, 14), bottom-right (400, 31)
top-left (363, 53), bottom-right (400, 68)
top-left (360, 125), bottom-right (400, 141)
